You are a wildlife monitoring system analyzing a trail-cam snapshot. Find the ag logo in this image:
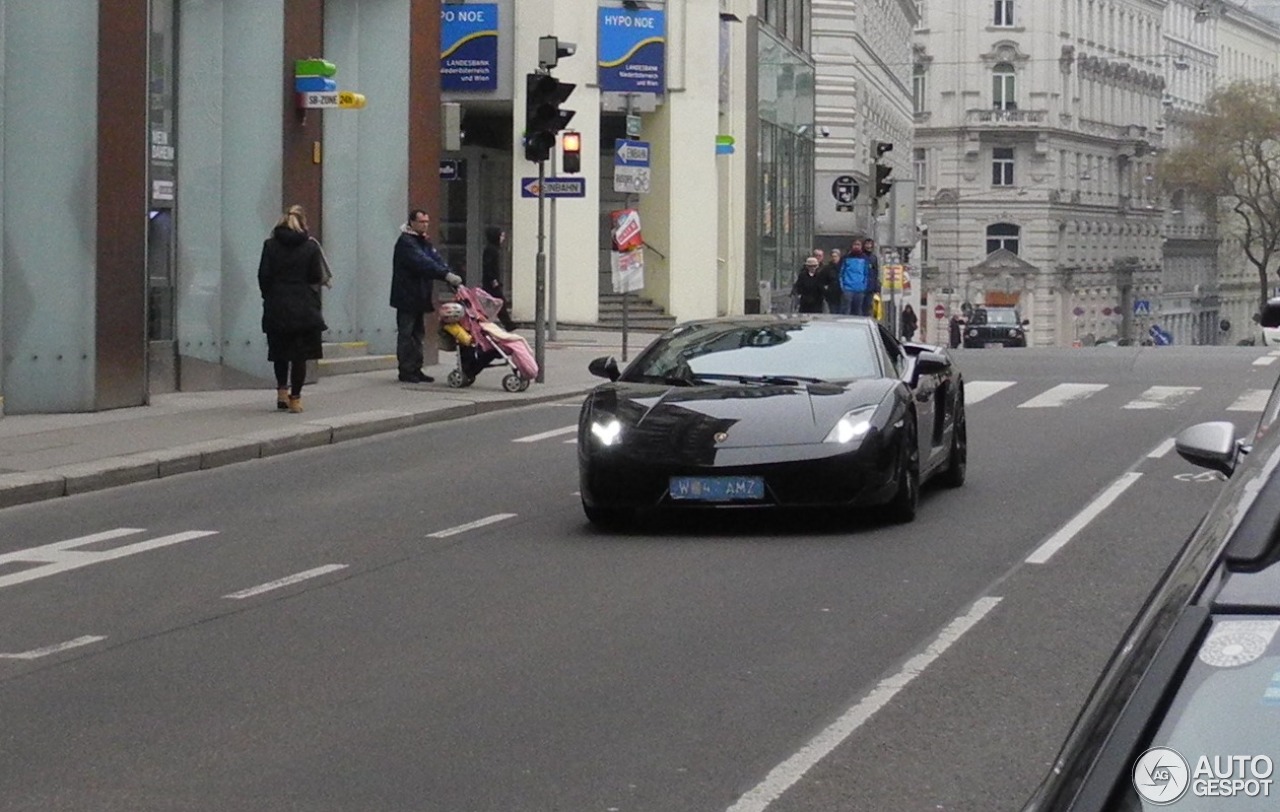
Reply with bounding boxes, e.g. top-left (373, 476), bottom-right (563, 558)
top-left (1133, 747), bottom-right (1190, 805)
